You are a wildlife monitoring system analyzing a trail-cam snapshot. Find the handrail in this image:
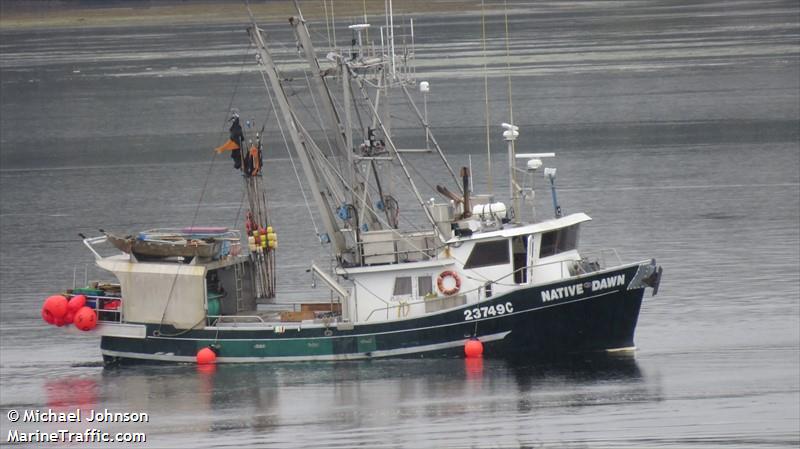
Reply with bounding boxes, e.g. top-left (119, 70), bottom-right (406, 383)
top-left (140, 228), bottom-right (241, 238)
top-left (82, 235), bottom-right (108, 260)
top-left (208, 314), bottom-right (266, 324)
top-left (357, 238), bottom-right (443, 263)
top-left (364, 296), bottom-right (427, 322)
top-left (65, 292), bottom-right (123, 322)
top-left (579, 247), bottom-right (623, 267)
